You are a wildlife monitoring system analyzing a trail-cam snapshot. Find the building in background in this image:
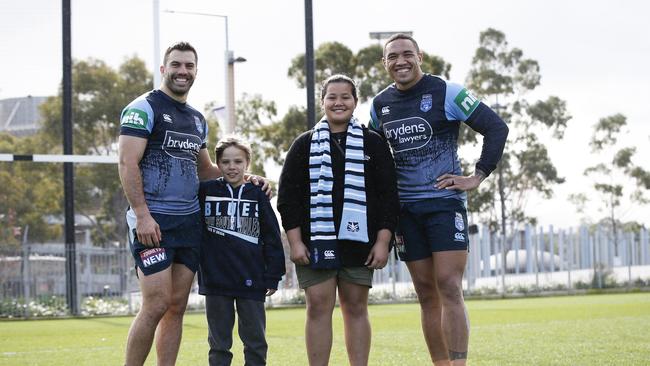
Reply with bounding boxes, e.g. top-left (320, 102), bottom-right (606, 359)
top-left (0, 96), bottom-right (47, 136)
